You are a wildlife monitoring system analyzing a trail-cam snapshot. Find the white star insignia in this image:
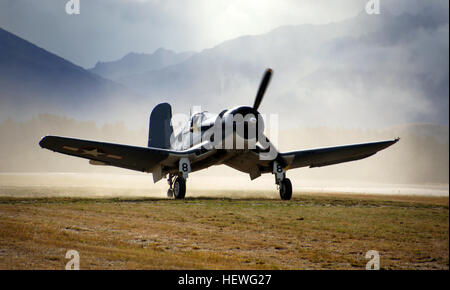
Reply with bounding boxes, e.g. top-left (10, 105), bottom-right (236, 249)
top-left (81, 148), bottom-right (104, 157)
